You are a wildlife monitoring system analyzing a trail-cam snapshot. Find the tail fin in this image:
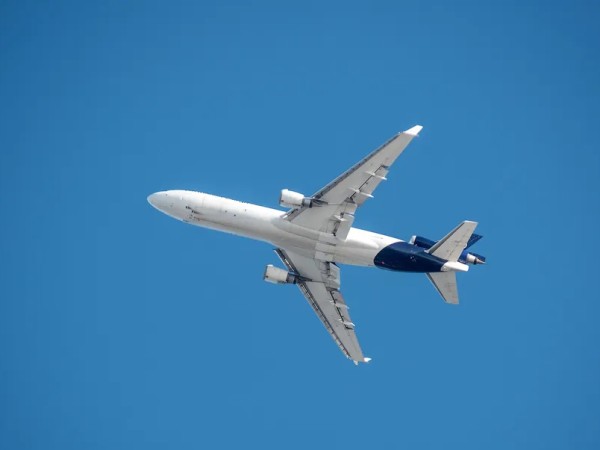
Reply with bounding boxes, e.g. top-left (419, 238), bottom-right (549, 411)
top-left (426, 272), bottom-right (459, 304)
top-left (428, 221), bottom-right (478, 262)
